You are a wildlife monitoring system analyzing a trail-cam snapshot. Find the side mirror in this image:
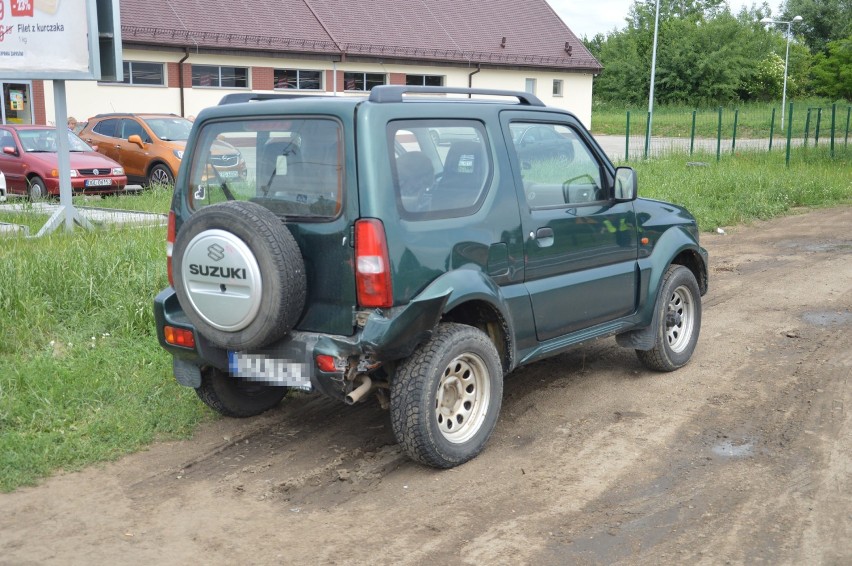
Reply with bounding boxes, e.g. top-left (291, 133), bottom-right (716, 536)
top-left (127, 134), bottom-right (145, 147)
top-left (3, 146), bottom-right (17, 156)
top-left (614, 166), bottom-right (637, 202)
